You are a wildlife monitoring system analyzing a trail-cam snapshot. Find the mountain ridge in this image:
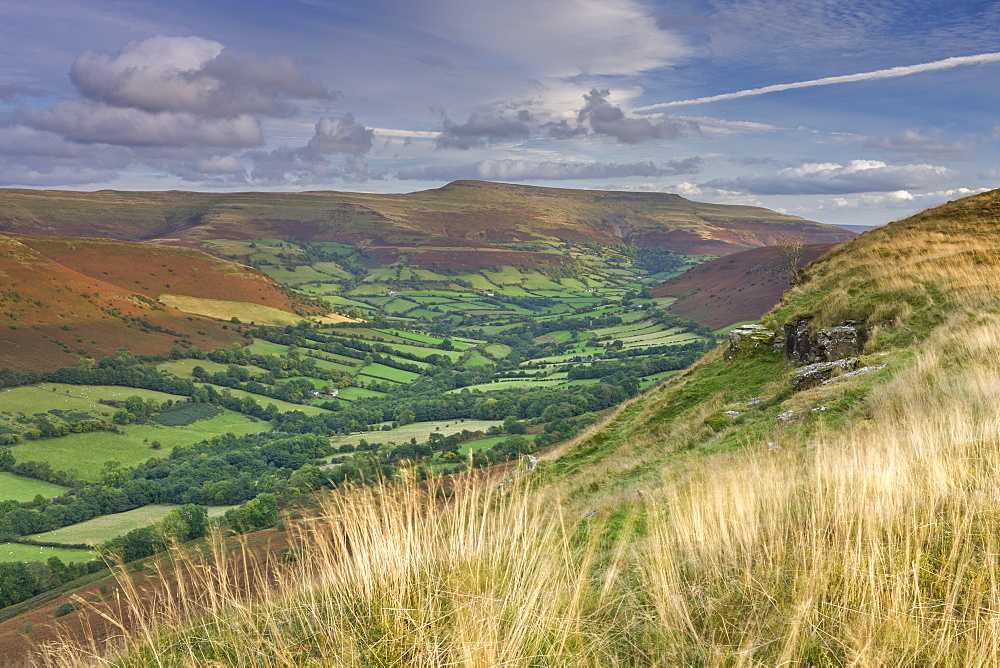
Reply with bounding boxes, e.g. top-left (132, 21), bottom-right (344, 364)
top-left (0, 182), bottom-right (854, 270)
